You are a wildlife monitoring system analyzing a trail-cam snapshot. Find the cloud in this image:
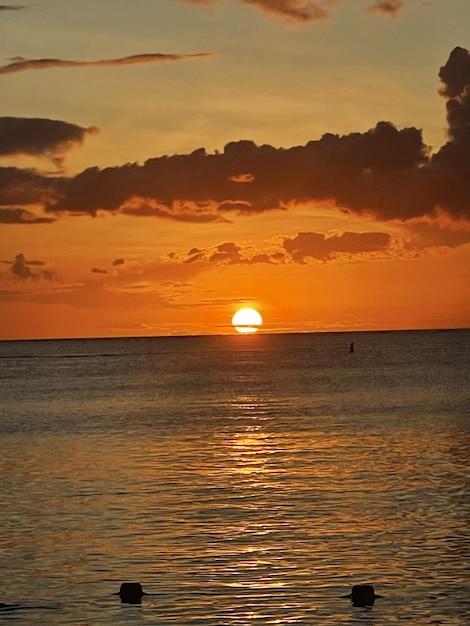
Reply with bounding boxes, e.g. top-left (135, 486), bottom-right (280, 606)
top-left (120, 196), bottom-right (229, 223)
top-left (0, 166), bottom-right (55, 205)
top-left (0, 207), bottom-right (55, 224)
top-left (8, 253), bottom-right (56, 281)
top-left (3, 48), bottom-right (470, 226)
top-left (177, 0), bottom-right (412, 23)
top-left (171, 220), bottom-right (470, 274)
top-left (0, 52), bottom-right (215, 76)
top-left (45, 122), bottom-right (439, 221)
top-left (431, 46), bottom-right (470, 216)
top-left (0, 4), bottom-right (26, 9)
top-left (282, 231), bottom-right (392, 262)
top-left (438, 46), bottom-right (470, 144)
top-left (364, 1), bottom-right (406, 18)
top-left (178, 230), bottom-right (393, 266)
top-left (177, 0), bottom-right (338, 23)
top-left (43, 124), bottom-right (430, 220)
top-left (112, 258), bottom-right (125, 267)
top-left (11, 253), bottom-right (34, 280)
top-left (404, 218), bottom-right (470, 250)
top-left (241, 0), bottom-right (338, 23)
top-left (181, 241), bottom-right (270, 265)
top-left (0, 117), bottom-right (98, 167)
